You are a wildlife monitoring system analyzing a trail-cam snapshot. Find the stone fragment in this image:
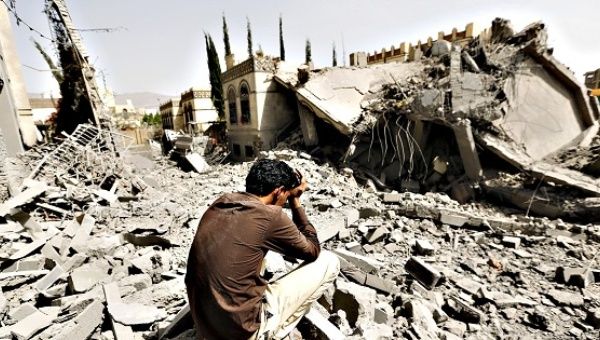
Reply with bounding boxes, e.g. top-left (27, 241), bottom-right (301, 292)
top-left (404, 300), bottom-right (438, 335)
top-left (341, 207), bottom-right (360, 226)
top-left (53, 300), bottom-right (104, 340)
top-left (365, 226), bottom-right (388, 244)
top-left (304, 308), bottom-right (345, 340)
top-left (547, 289), bottom-right (584, 307)
top-left (439, 212), bottom-right (468, 227)
top-left (34, 264), bottom-right (65, 292)
top-left (108, 302), bottom-right (167, 326)
top-left (10, 310), bottom-right (53, 340)
top-left (68, 265), bottom-right (110, 293)
top-left (333, 248), bottom-right (383, 273)
top-left (415, 239), bottom-right (435, 256)
top-left (8, 303), bottom-right (38, 322)
top-left (103, 283), bottom-right (134, 339)
top-left (446, 296), bottom-right (485, 324)
top-left (502, 236), bottom-right (520, 248)
top-left (555, 267), bottom-right (595, 288)
top-left (405, 257), bottom-right (442, 289)
top-left (373, 303), bottom-right (393, 325)
top-left (382, 193), bottom-right (402, 203)
top-left (333, 280), bottom-right (376, 327)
